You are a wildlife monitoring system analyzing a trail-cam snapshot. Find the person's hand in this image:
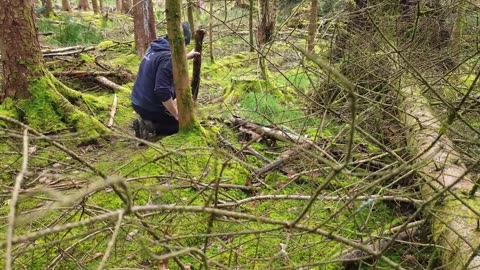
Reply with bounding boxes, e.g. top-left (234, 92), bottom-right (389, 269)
top-left (186, 49), bottom-right (200, 60)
